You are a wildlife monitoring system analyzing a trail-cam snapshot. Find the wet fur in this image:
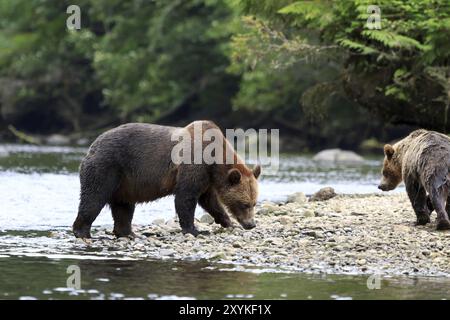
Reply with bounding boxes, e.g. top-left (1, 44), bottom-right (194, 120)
top-left (73, 121), bottom-right (260, 238)
top-left (380, 129), bottom-right (450, 230)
